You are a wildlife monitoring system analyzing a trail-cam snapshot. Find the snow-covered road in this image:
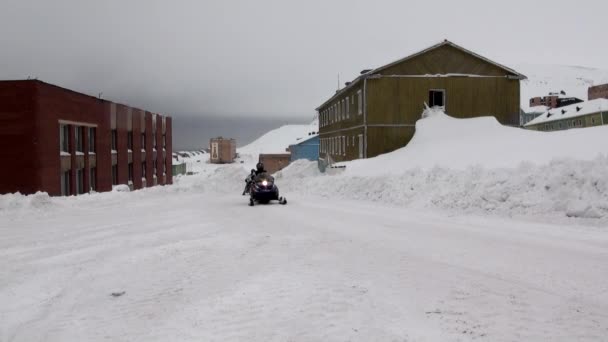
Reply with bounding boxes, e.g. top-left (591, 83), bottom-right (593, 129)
top-left (1, 190), bottom-right (607, 341)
